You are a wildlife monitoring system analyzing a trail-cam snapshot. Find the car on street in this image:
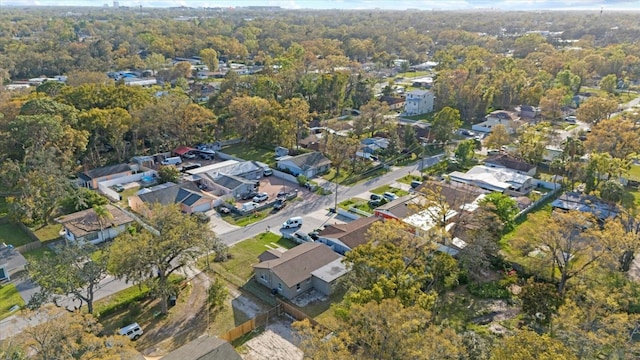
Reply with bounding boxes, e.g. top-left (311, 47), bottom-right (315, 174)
top-left (273, 199), bottom-right (286, 210)
top-left (383, 192), bottom-right (399, 201)
top-left (253, 192), bottom-right (269, 203)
